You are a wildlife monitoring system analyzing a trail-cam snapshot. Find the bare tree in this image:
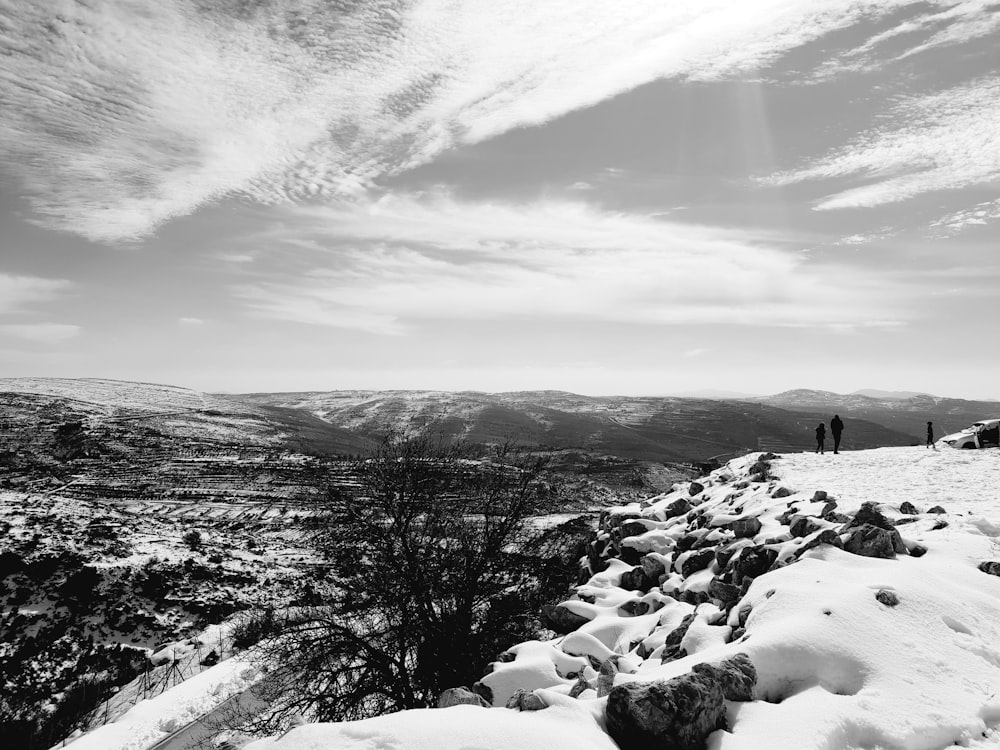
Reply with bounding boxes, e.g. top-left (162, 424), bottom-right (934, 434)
top-left (233, 434), bottom-right (582, 731)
